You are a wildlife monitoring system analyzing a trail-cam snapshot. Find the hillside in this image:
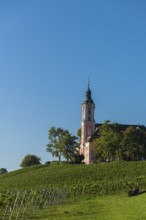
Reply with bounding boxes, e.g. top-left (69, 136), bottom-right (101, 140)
top-left (29, 193), bottom-right (146, 220)
top-left (1, 162), bottom-right (146, 196)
